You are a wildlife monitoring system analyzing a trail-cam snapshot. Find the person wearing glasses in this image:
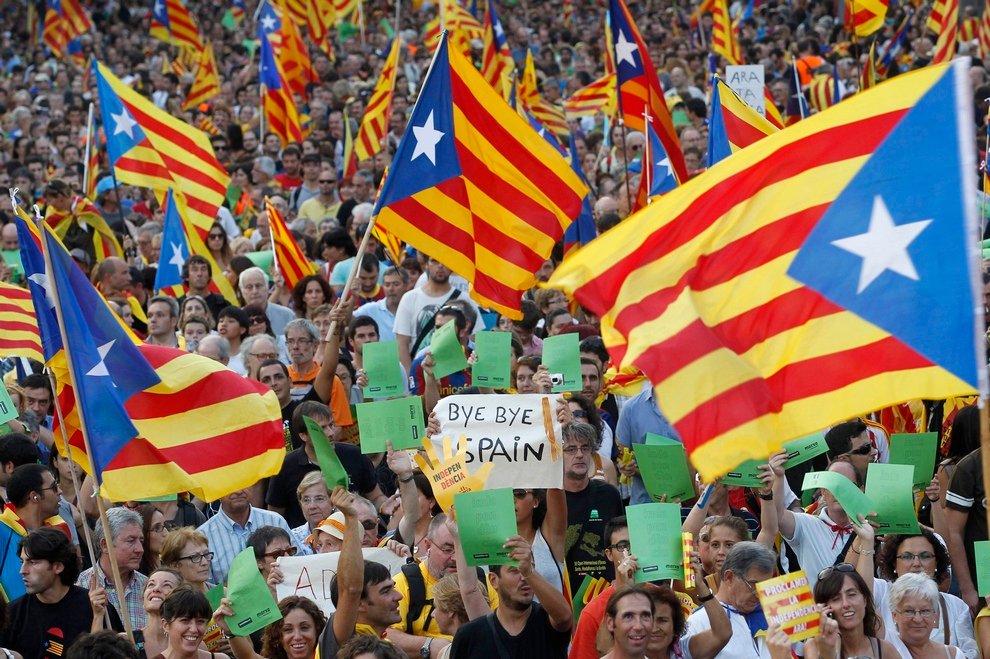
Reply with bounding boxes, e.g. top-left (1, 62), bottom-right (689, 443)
top-left (90, 567), bottom-right (183, 659)
top-left (874, 532), bottom-right (978, 657)
top-left (296, 170), bottom-right (340, 225)
top-left (206, 221), bottom-right (233, 278)
top-left (248, 527), bottom-right (298, 584)
top-left (161, 529), bottom-right (216, 594)
top-left (889, 573), bottom-right (966, 658)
